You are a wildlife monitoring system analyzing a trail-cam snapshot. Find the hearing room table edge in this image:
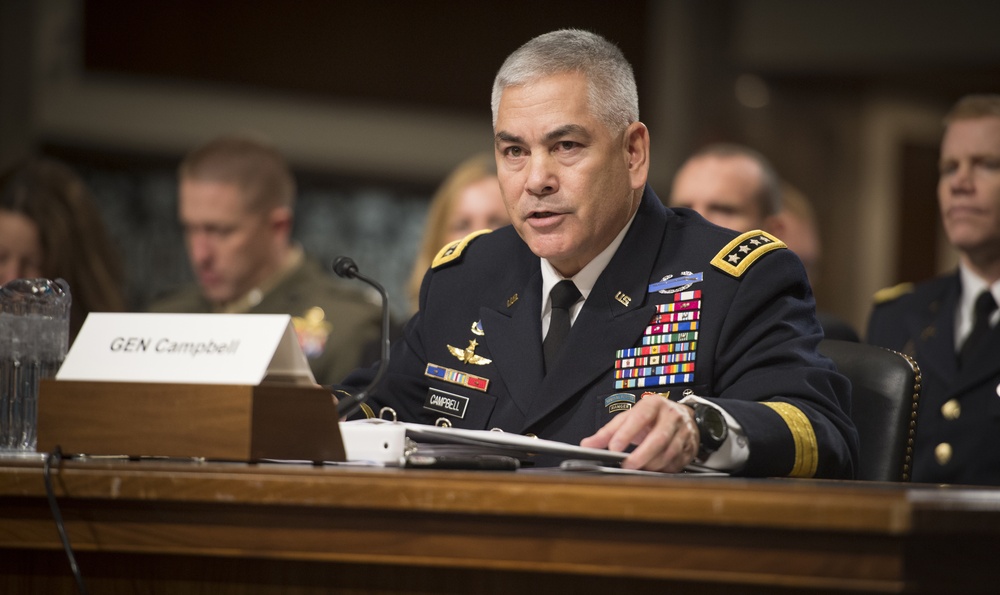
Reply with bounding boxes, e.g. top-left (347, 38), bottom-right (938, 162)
top-left (1, 457), bottom-right (998, 594)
